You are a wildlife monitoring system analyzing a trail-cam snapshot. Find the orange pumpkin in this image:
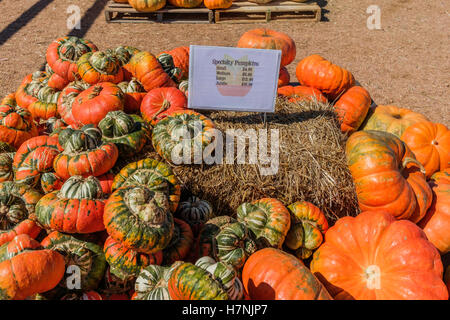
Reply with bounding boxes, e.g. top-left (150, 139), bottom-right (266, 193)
top-left (310, 210), bottom-right (448, 300)
top-left (277, 85), bottom-right (327, 104)
top-left (295, 54), bottom-right (355, 100)
top-left (237, 29), bottom-right (296, 67)
top-left (158, 46), bottom-right (190, 79)
top-left (400, 121), bottom-right (449, 178)
top-left (333, 86), bottom-right (371, 134)
top-left (277, 67), bottom-right (290, 87)
top-left (346, 130), bottom-right (432, 222)
top-left (419, 169), bottom-right (450, 254)
top-left (361, 105), bottom-right (429, 138)
top-left (242, 248), bottom-right (332, 300)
